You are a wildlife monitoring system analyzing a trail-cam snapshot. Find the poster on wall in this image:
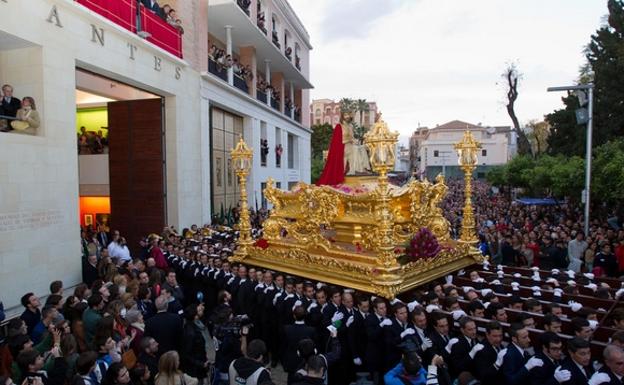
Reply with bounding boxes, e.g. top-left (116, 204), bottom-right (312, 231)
top-left (84, 214), bottom-right (93, 227)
